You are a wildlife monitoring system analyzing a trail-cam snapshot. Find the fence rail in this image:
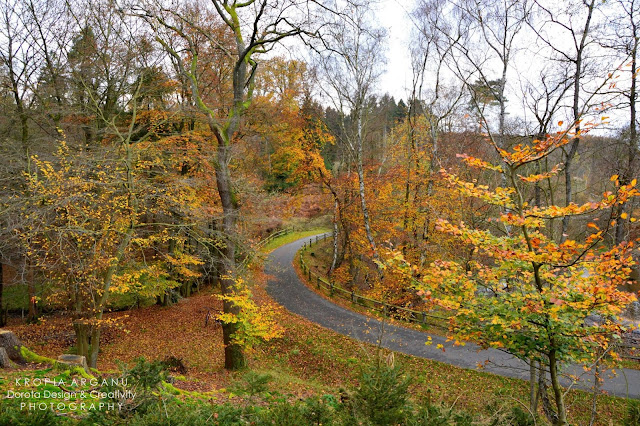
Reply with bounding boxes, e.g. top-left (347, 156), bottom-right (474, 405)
top-left (257, 227), bottom-right (293, 248)
top-left (298, 234), bottom-right (448, 329)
